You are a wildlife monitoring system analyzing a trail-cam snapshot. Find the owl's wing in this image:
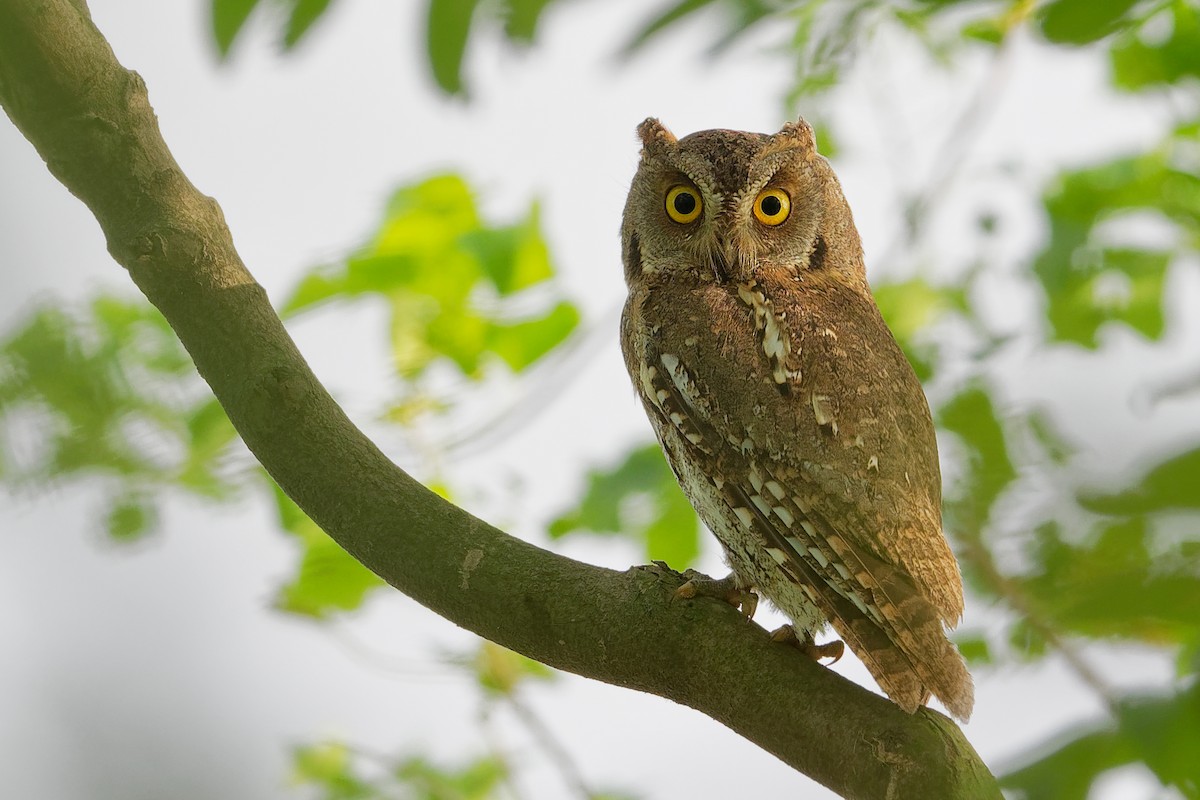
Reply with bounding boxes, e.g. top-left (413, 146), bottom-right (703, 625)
top-left (634, 281), bottom-right (972, 720)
